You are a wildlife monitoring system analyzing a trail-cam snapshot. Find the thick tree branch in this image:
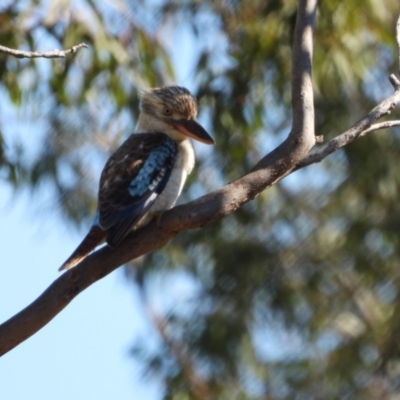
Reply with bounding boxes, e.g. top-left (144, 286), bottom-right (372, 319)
top-left (290, 0), bottom-right (316, 143)
top-left (250, 0), bottom-right (316, 178)
top-left (0, 43), bottom-right (88, 59)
